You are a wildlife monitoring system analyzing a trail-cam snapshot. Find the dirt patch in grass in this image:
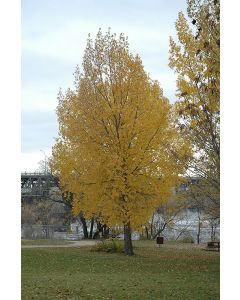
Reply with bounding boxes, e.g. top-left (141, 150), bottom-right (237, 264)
top-left (21, 239), bottom-right (74, 246)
